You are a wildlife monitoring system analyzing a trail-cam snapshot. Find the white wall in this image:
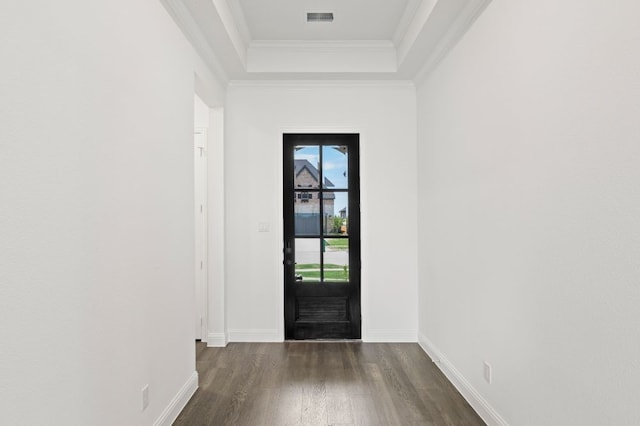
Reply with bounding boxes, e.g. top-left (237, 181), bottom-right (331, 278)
top-left (0, 0), bottom-right (224, 424)
top-left (225, 83), bottom-right (418, 342)
top-left (416, 0), bottom-right (640, 424)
